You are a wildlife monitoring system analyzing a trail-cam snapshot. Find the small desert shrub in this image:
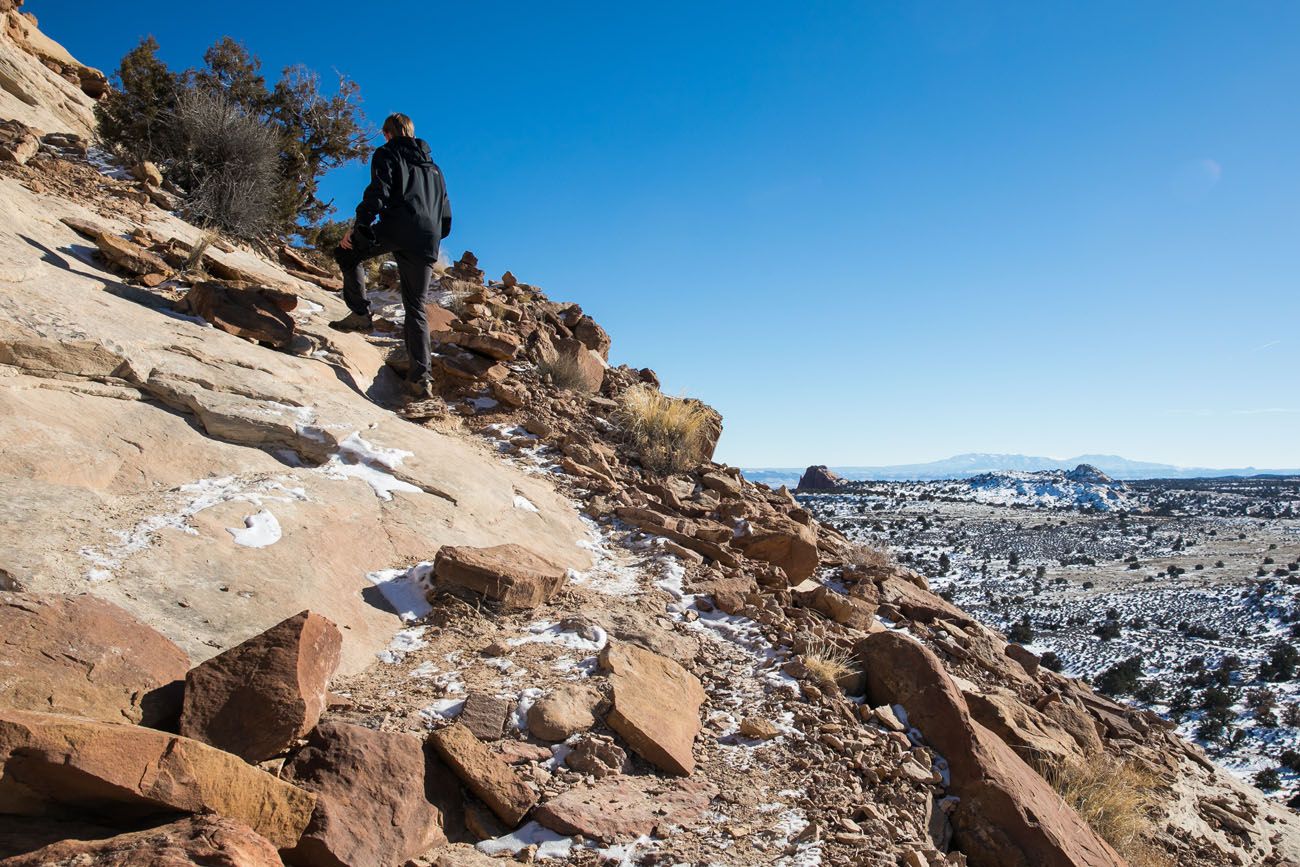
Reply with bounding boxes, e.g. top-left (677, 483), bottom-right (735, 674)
top-left (801, 638), bottom-right (857, 693)
top-left (540, 352), bottom-right (597, 394)
top-left (1095, 656), bottom-right (1143, 697)
top-left (614, 384), bottom-right (712, 476)
top-left (1049, 756), bottom-right (1171, 867)
top-left (174, 89), bottom-right (279, 236)
top-left (844, 542), bottom-right (893, 573)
